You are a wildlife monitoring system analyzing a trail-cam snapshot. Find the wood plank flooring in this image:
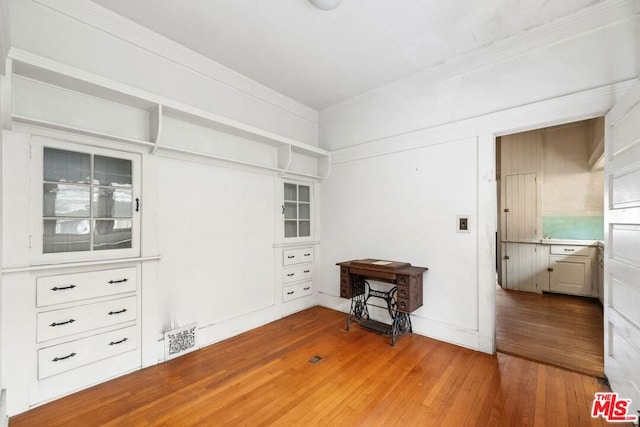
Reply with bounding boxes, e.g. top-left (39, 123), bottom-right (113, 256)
top-left (12, 306), bottom-right (619, 426)
top-left (496, 285), bottom-right (604, 377)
